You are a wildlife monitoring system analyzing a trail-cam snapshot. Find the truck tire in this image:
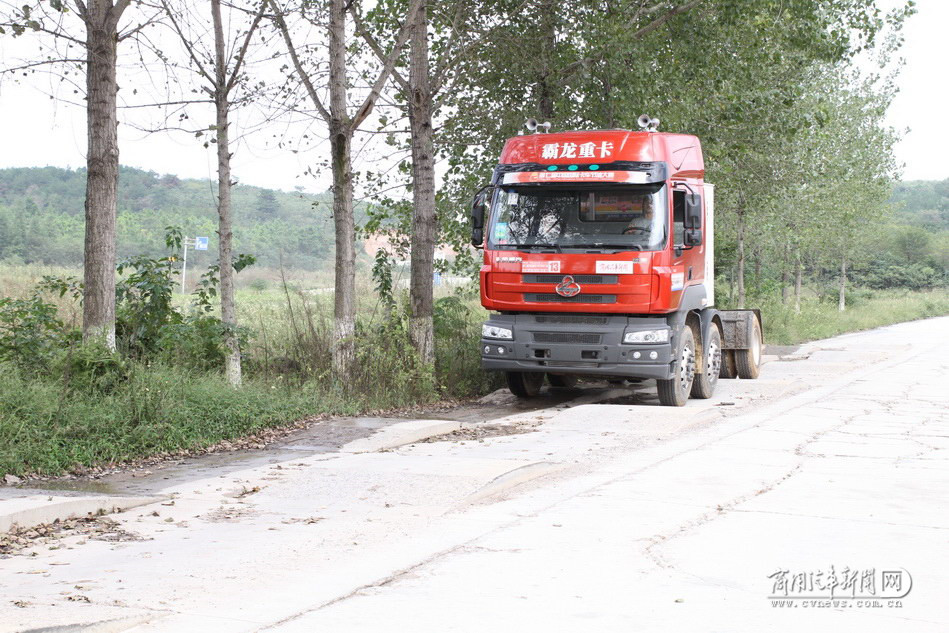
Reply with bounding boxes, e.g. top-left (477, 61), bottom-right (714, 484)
top-left (735, 315), bottom-right (762, 379)
top-left (720, 350), bottom-right (738, 379)
top-left (657, 327), bottom-right (695, 407)
top-left (547, 374), bottom-right (578, 389)
top-left (507, 371), bottom-right (544, 398)
top-left (690, 325), bottom-right (722, 399)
